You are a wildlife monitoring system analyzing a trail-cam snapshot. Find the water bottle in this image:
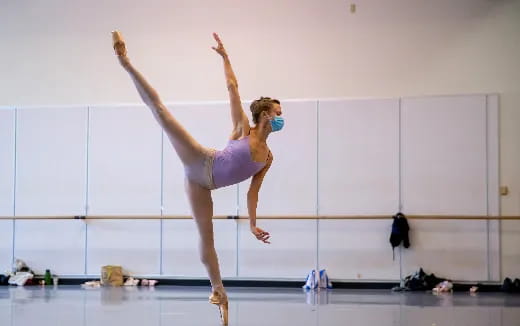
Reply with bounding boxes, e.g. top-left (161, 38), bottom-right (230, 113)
top-left (44, 269), bottom-right (52, 286)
